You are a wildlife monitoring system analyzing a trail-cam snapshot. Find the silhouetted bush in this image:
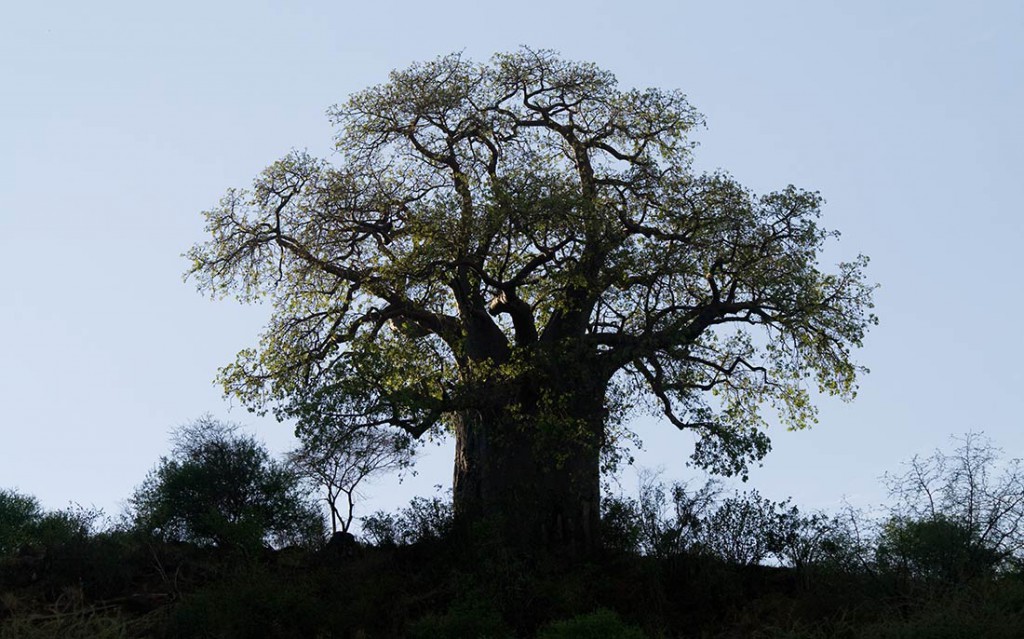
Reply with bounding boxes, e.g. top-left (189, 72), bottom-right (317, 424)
top-left (599, 472), bottom-right (722, 558)
top-left (695, 489), bottom-right (792, 565)
top-left (877, 514), bottom-right (1001, 586)
top-left (361, 493), bottom-right (453, 547)
top-left (7, 434), bottom-right (1024, 638)
top-left (0, 488), bottom-right (102, 559)
top-left (599, 493), bottom-right (643, 554)
top-left (0, 488), bottom-right (42, 556)
top-left (32, 504), bottom-right (104, 550)
top-left (883, 432), bottom-right (1024, 573)
top-left (599, 473), bottom-right (803, 567)
top-left (129, 417), bottom-right (324, 552)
